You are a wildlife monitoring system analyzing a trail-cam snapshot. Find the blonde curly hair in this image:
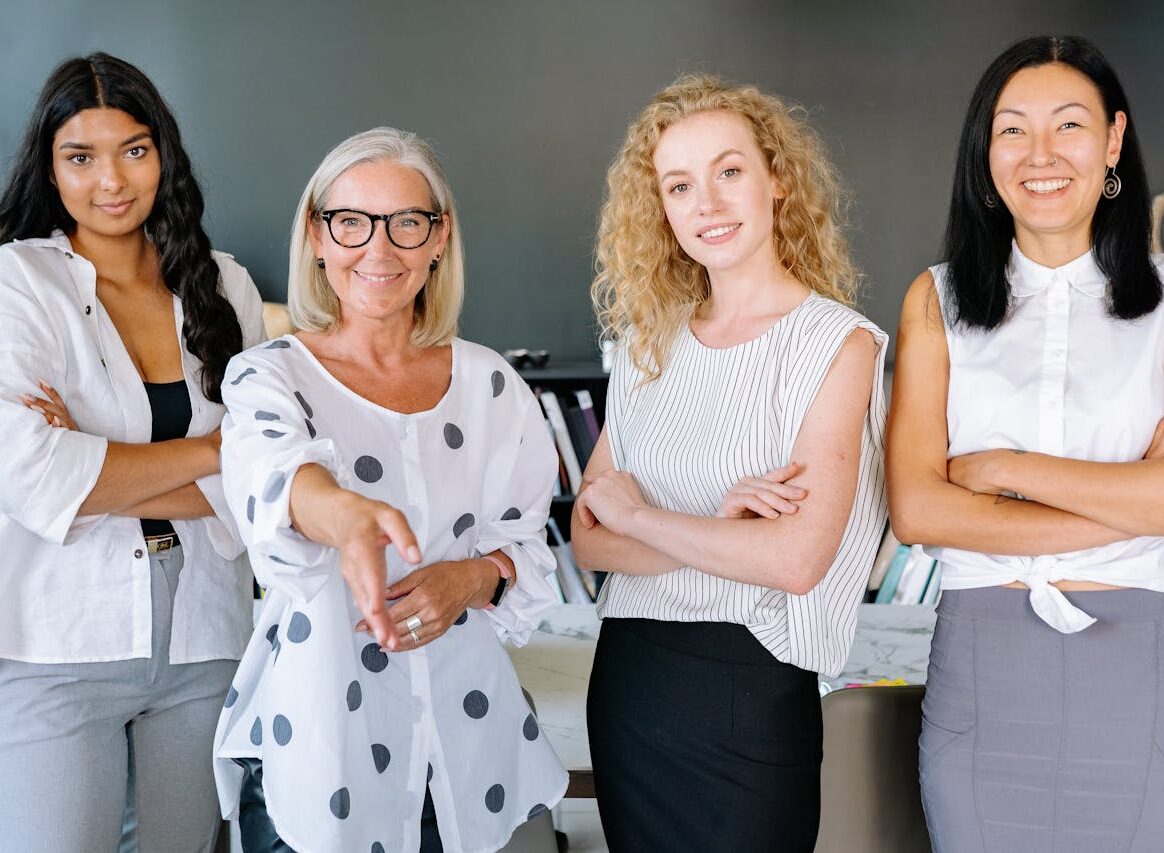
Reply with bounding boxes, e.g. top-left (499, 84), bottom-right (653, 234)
top-left (592, 74), bottom-right (858, 380)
